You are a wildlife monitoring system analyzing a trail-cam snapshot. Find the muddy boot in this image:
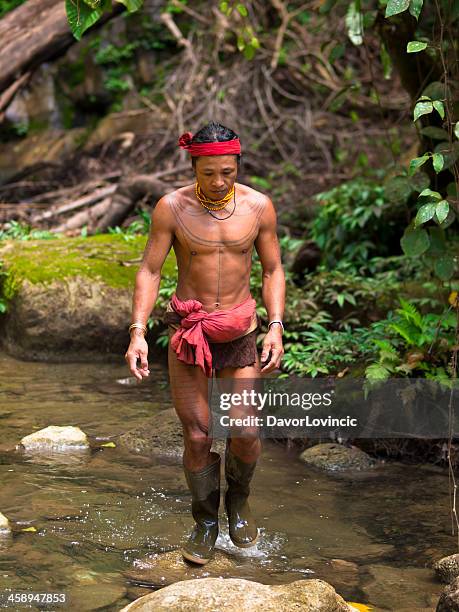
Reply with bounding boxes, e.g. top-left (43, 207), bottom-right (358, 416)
top-left (181, 452), bottom-right (220, 565)
top-left (224, 441), bottom-right (258, 548)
